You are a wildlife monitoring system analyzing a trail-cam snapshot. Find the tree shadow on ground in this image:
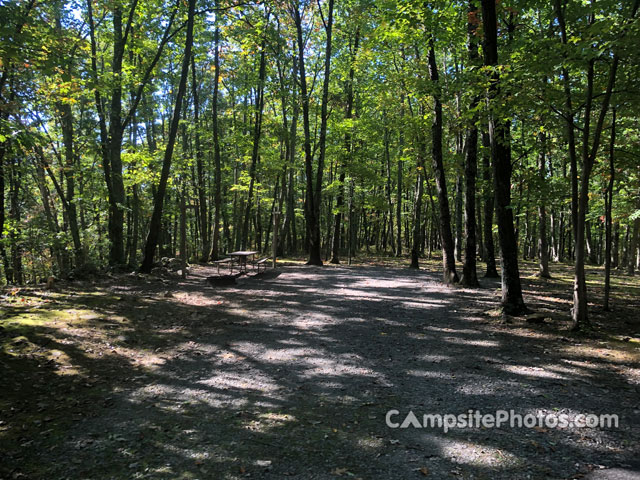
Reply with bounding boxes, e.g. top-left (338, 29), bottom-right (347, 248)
top-left (1, 264), bottom-right (638, 479)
